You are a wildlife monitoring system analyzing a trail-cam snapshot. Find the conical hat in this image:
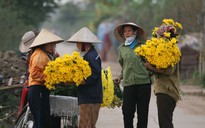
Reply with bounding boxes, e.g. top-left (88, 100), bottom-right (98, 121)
top-left (19, 31), bottom-right (36, 53)
top-left (67, 27), bottom-right (102, 43)
top-left (114, 22), bottom-right (144, 42)
top-left (30, 28), bottom-right (64, 48)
